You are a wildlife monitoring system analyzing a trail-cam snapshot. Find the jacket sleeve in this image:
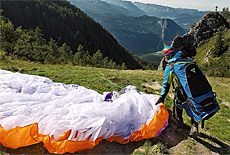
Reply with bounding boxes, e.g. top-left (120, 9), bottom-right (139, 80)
top-left (160, 66), bottom-right (173, 99)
